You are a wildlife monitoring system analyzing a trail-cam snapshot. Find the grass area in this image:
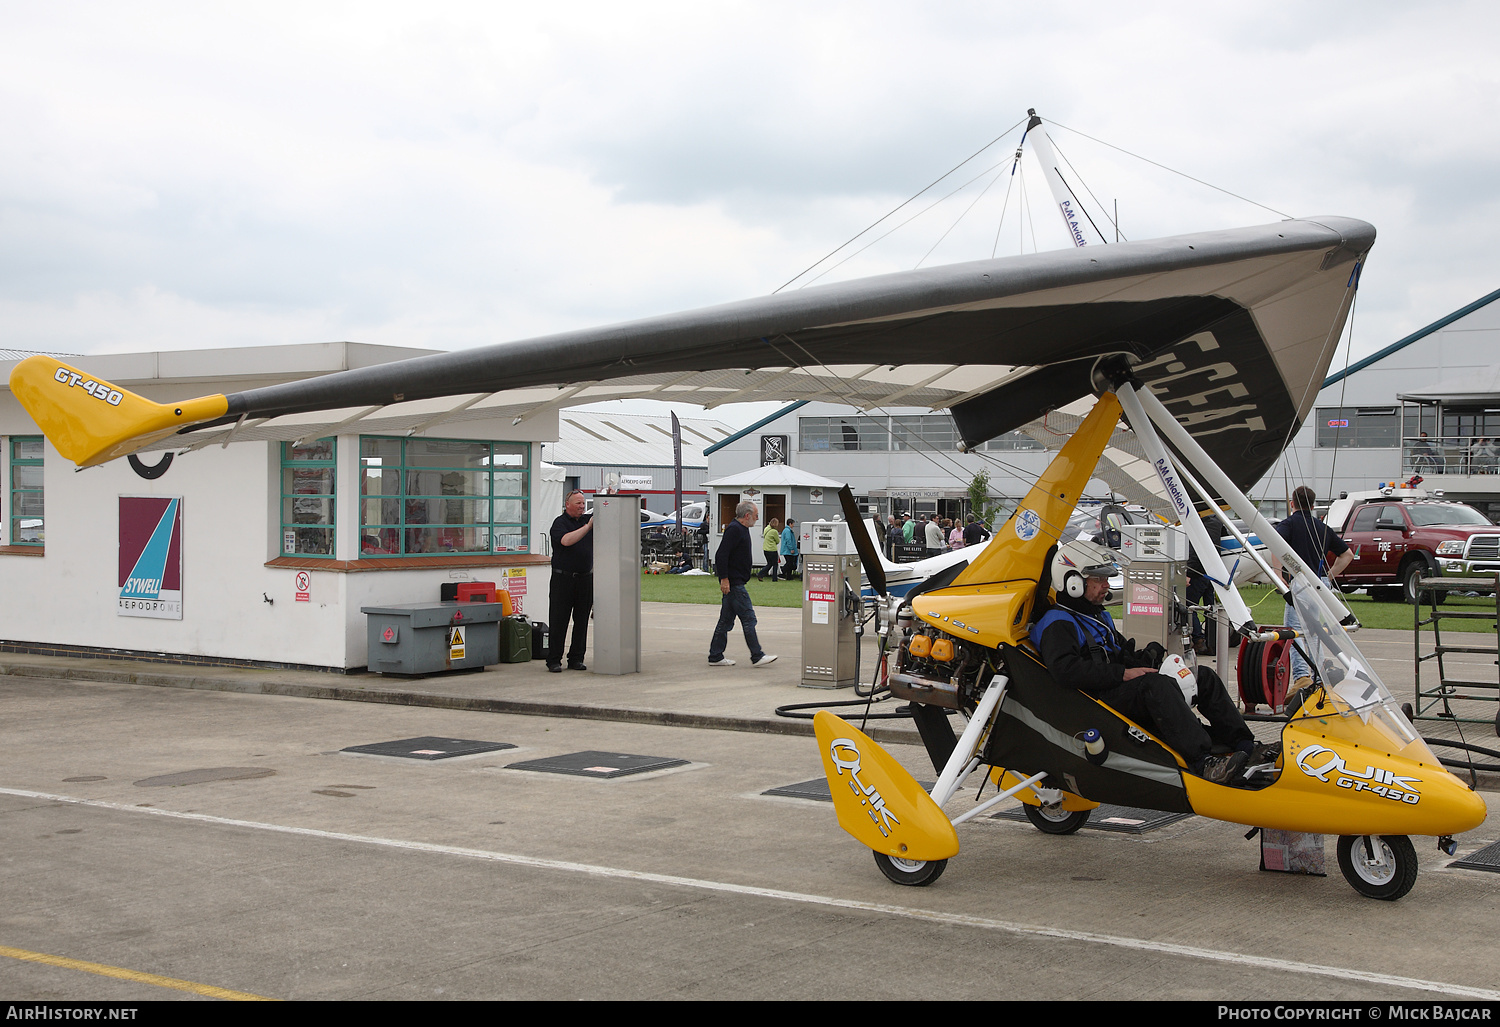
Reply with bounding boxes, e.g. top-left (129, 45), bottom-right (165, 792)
top-left (1236, 584), bottom-right (1498, 633)
top-left (640, 571), bottom-right (806, 608)
top-left (639, 572), bottom-right (1500, 630)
